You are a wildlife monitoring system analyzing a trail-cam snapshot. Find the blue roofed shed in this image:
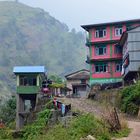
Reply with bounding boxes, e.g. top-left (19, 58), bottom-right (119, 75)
top-left (13, 66), bottom-right (46, 94)
top-left (13, 66), bottom-right (46, 73)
